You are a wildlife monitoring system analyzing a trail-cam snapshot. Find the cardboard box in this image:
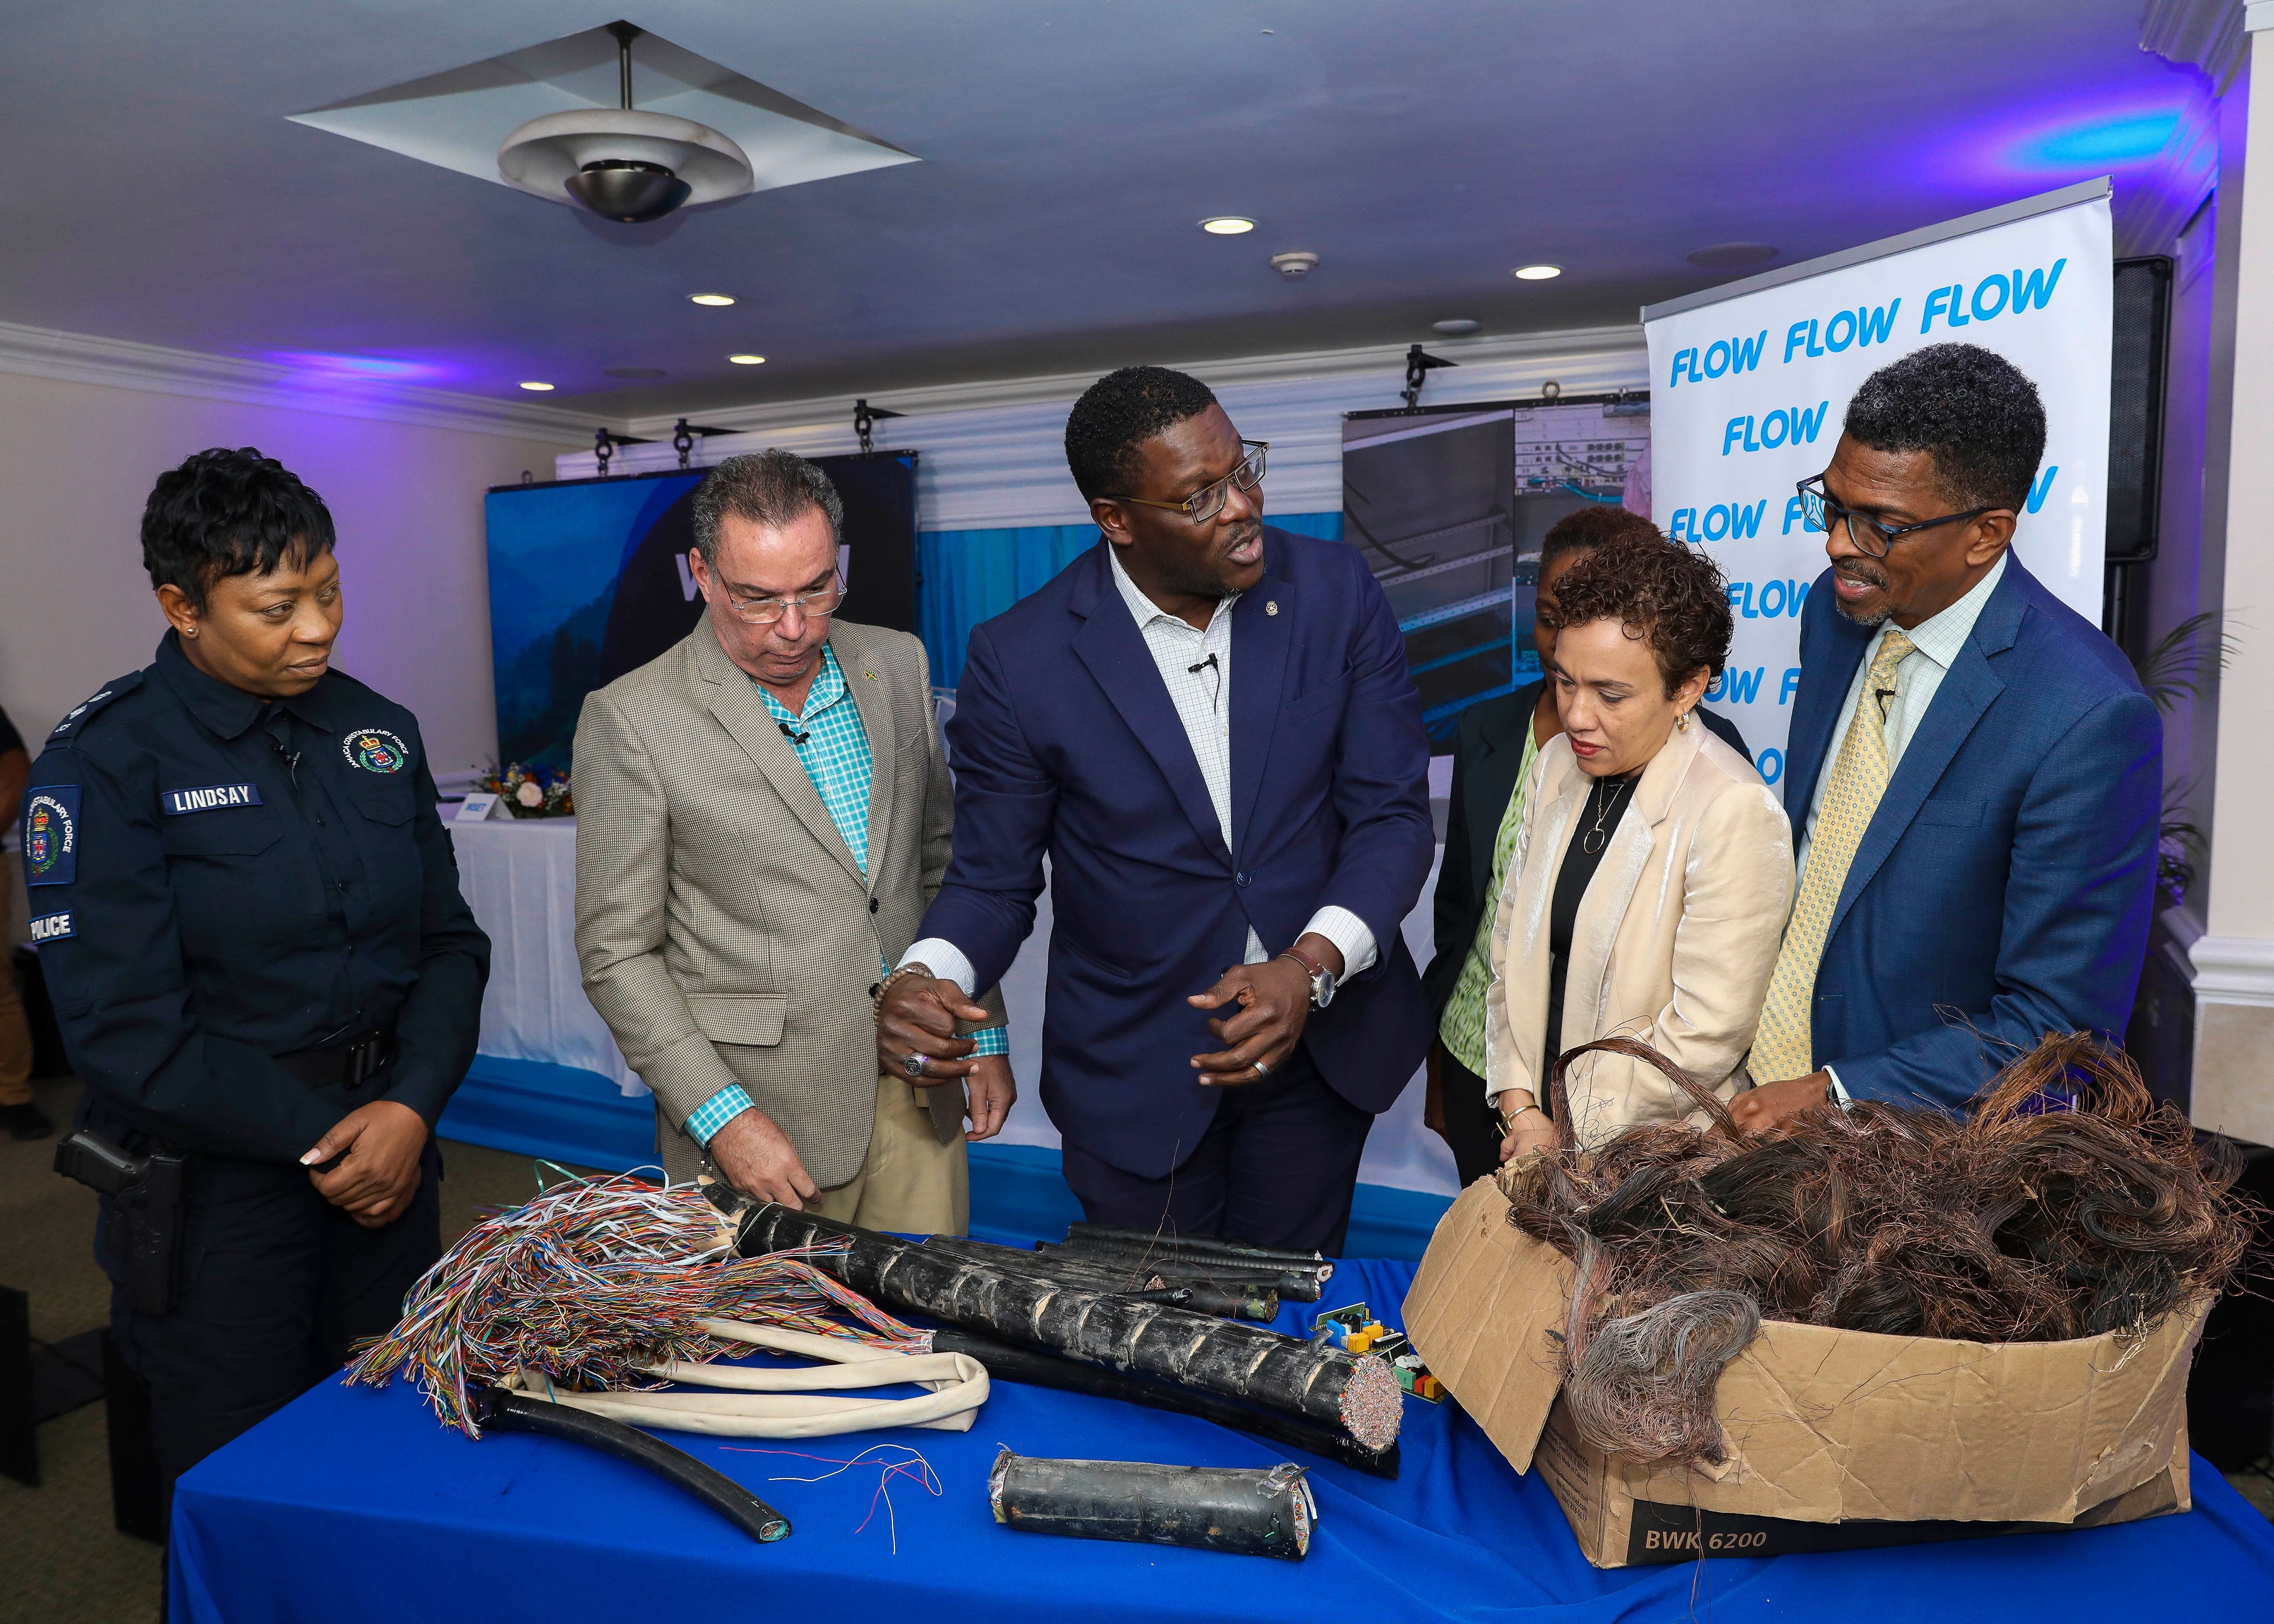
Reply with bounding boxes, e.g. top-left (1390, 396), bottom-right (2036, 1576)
top-left (1406, 1177), bottom-right (2206, 1567)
